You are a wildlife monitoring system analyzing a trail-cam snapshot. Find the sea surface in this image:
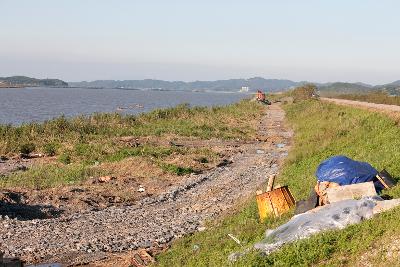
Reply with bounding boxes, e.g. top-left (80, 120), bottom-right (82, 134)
top-left (0, 87), bottom-right (251, 125)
